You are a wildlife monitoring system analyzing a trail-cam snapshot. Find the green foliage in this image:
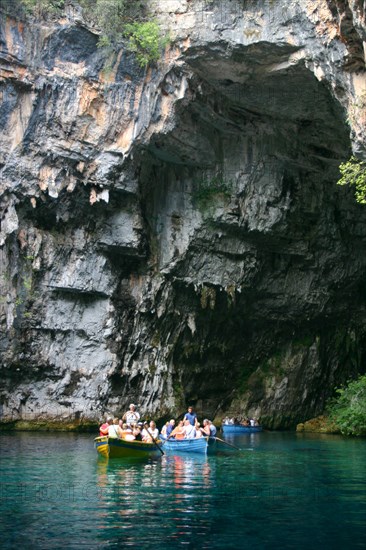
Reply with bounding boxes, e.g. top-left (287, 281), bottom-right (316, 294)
top-left (97, 34), bottom-right (113, 49)
top-left (80, 1), bottom-right (168, 67)
top-left (20, 0), bottom-right (65, 17)
top-left (327, 374), bottom-right (366, 436)
top-left (5, 1), bottom-right (167, 67)
top-left (80, 0), bottom-right (126, 45)
top-left (338, 156), bottom-right (366, 204)
top-left (124, 21), bottom-right (168, 67)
